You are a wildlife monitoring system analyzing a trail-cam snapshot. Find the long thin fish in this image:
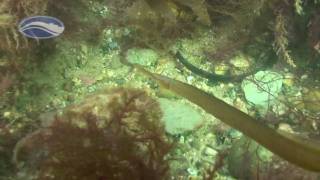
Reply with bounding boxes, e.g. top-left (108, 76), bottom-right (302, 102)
top-left (133, 64), bottom-right (320, 172)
